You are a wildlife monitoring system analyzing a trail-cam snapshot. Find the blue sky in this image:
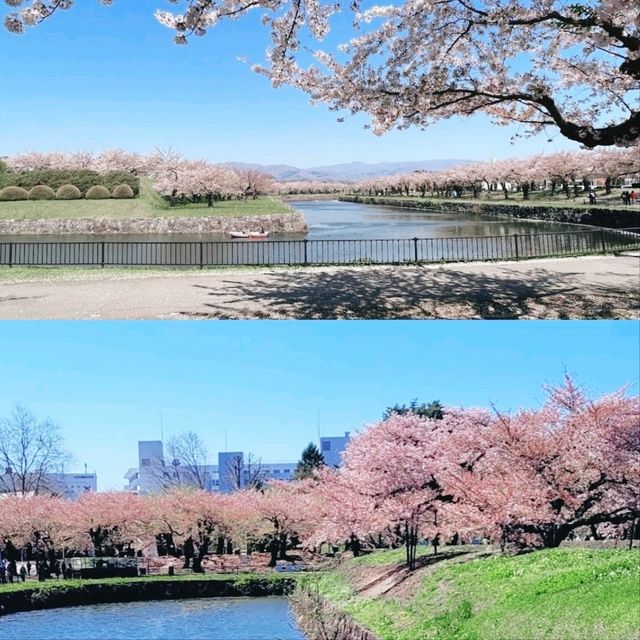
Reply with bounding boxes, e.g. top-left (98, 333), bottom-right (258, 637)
top-left (0, 321), bottom-right (637, 490)
top-left (0, 1), bottom-right (581, 166)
